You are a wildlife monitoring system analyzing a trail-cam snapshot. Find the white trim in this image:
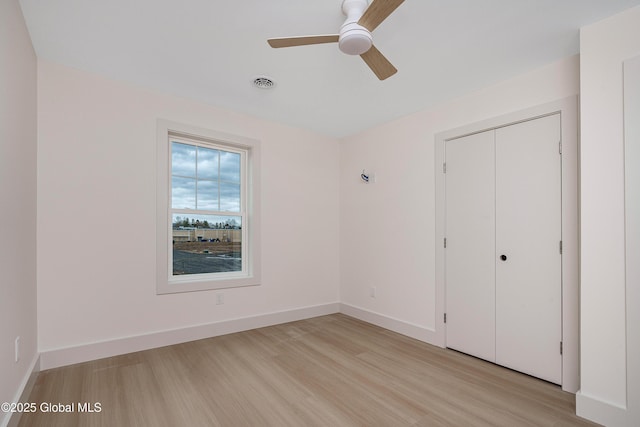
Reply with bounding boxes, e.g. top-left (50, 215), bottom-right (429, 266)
top-left (2, 354), bottom-right (40, 427)
top-left (576, 391), bottom-right (628, 426)
top-left (339, 303), bottom-right (439, 345)
top-left (434, 96), bottom-right (579, 393)
top-left (39, 303), bottom-right (339, 370)
top-left (624, 55), bottom-right (640, 427)
top-left (156, 119), bottom-right (262, 294)
top-left (39, 303), bottom-right (445, 372)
